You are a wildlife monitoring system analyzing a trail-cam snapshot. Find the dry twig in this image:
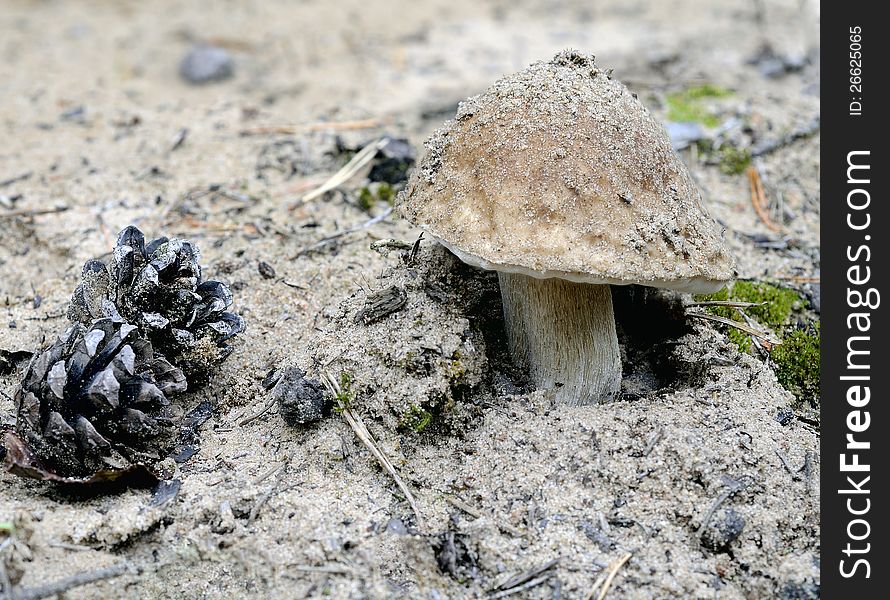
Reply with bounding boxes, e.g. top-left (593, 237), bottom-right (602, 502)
top-left (686, 300), bottom-right (765, 308)
top-left (0, 206), bottom-right (68, 219)
top-left (491, 558), bottom-right (559, 595)
top-left (8, 562), bottom-right (138, 600)
top-left (685, 311), bottom-right (781, 345)
top-left (292, 206), bottom-right (393, 258)
top-left (321, 371), bottom-right (423, 529)
top-left (444, 495), bottom-right (524, 537)
top-left (585, 552), bottom-right (632, 600)
top-left (747, 166), bottom-right (784, 233)
top-left (240, 118), bottom-right (386, 137)
top-left (293, 139), bottom-right (386, 207)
